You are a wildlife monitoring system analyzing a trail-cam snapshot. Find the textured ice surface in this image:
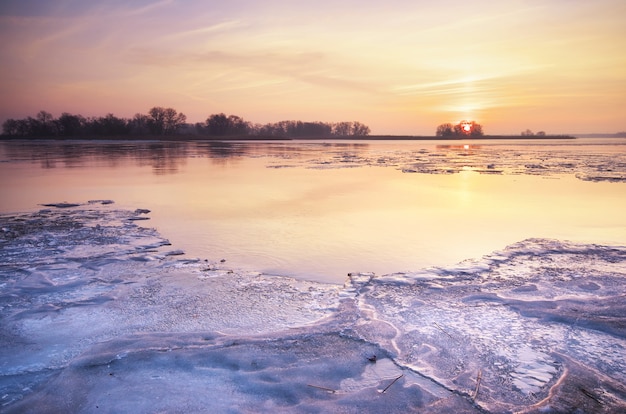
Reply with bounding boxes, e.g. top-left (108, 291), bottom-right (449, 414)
top-left (1, 204), bottom-right (625, 413)
top-left (264, 141), bottom-right (626, 182)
